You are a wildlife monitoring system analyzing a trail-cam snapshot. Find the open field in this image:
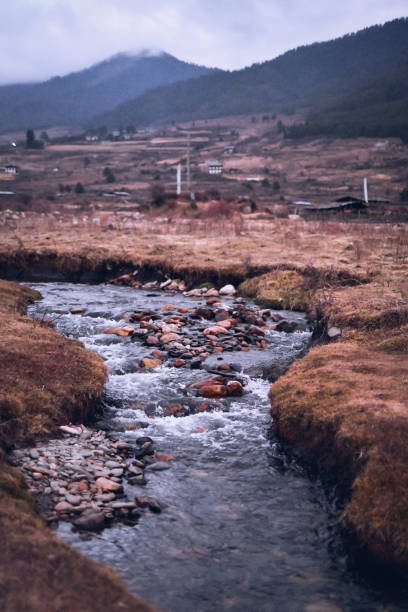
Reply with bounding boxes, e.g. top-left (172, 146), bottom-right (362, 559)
top-left (1, 116), bottom-right (407, 219)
